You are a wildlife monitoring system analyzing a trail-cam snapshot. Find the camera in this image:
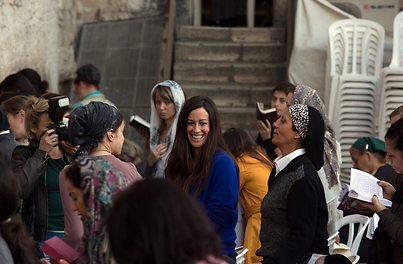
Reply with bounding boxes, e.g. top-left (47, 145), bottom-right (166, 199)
top-left (47, 96), bottom-right (71, 143)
